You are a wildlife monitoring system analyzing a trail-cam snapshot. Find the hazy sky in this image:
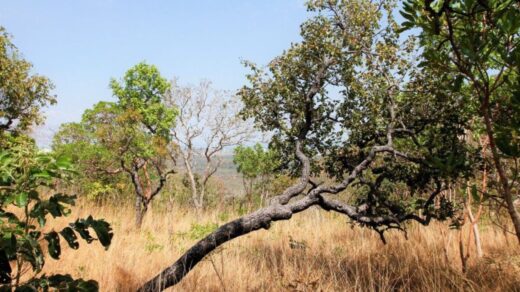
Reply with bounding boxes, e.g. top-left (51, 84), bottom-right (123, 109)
top-left (0, 1), bottom-right (309, 147)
